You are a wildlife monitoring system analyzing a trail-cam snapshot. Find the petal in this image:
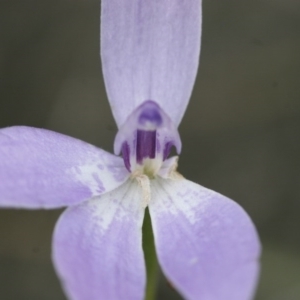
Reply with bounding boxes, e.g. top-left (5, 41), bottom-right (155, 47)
top-left (52, 179), bottom-right (146, 300)
top-left (0, 126), bottom-right (129, 208)
top-left (101, 0), bottom-right (202, 127)
top-left (149, 178), bottom-right (261, 300)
